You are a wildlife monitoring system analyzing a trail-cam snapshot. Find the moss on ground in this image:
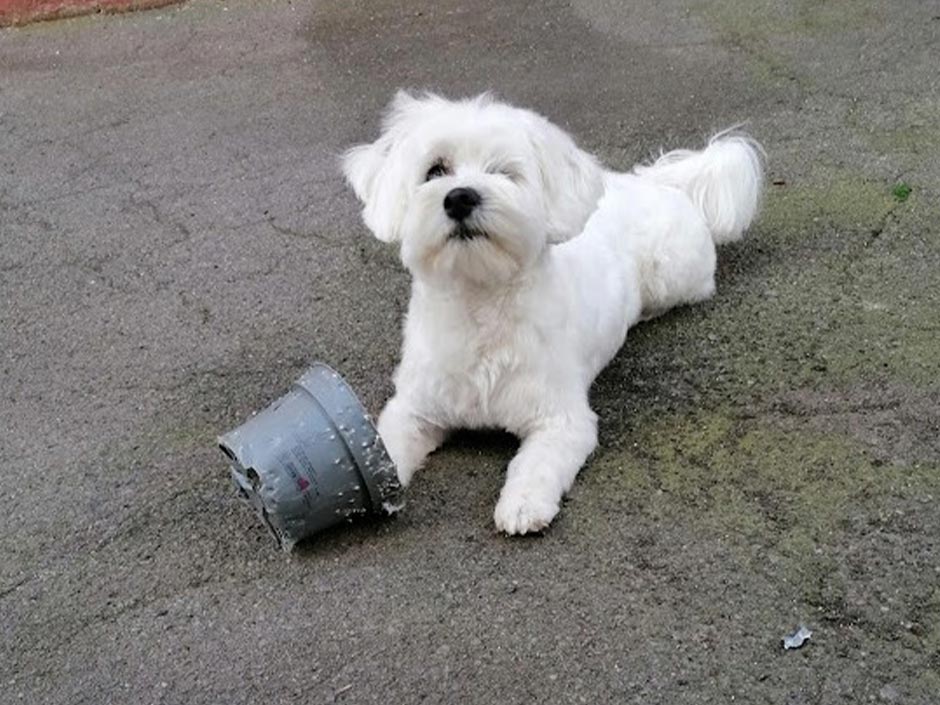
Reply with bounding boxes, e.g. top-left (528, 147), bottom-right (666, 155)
top-left (893, 182), bottom-right (913, 203)
top-left (623, 165), bottom-right (940, 394)
top-left (758, 167), bottom-right (898, 235)
top-left (698, 0), bottom-right (879, 41)
top-left (692, 0), bottom-right (882, 89)
top-left (862, 97), bottom-right (940, 164)
top-left (628, 410), bottom-right (935, 537)
top-left (588, 407), bottom-right (940, 659)
top-left (586, 147), bottom-right (940, 667)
